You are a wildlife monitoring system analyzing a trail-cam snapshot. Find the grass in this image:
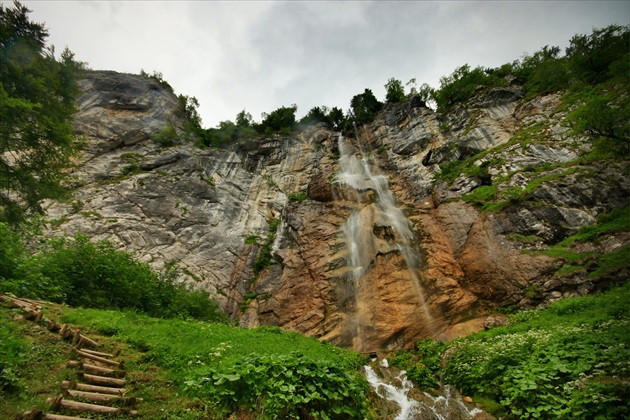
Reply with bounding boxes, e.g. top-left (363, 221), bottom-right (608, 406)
top-left (1, 301), bottom-right (368, 419)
